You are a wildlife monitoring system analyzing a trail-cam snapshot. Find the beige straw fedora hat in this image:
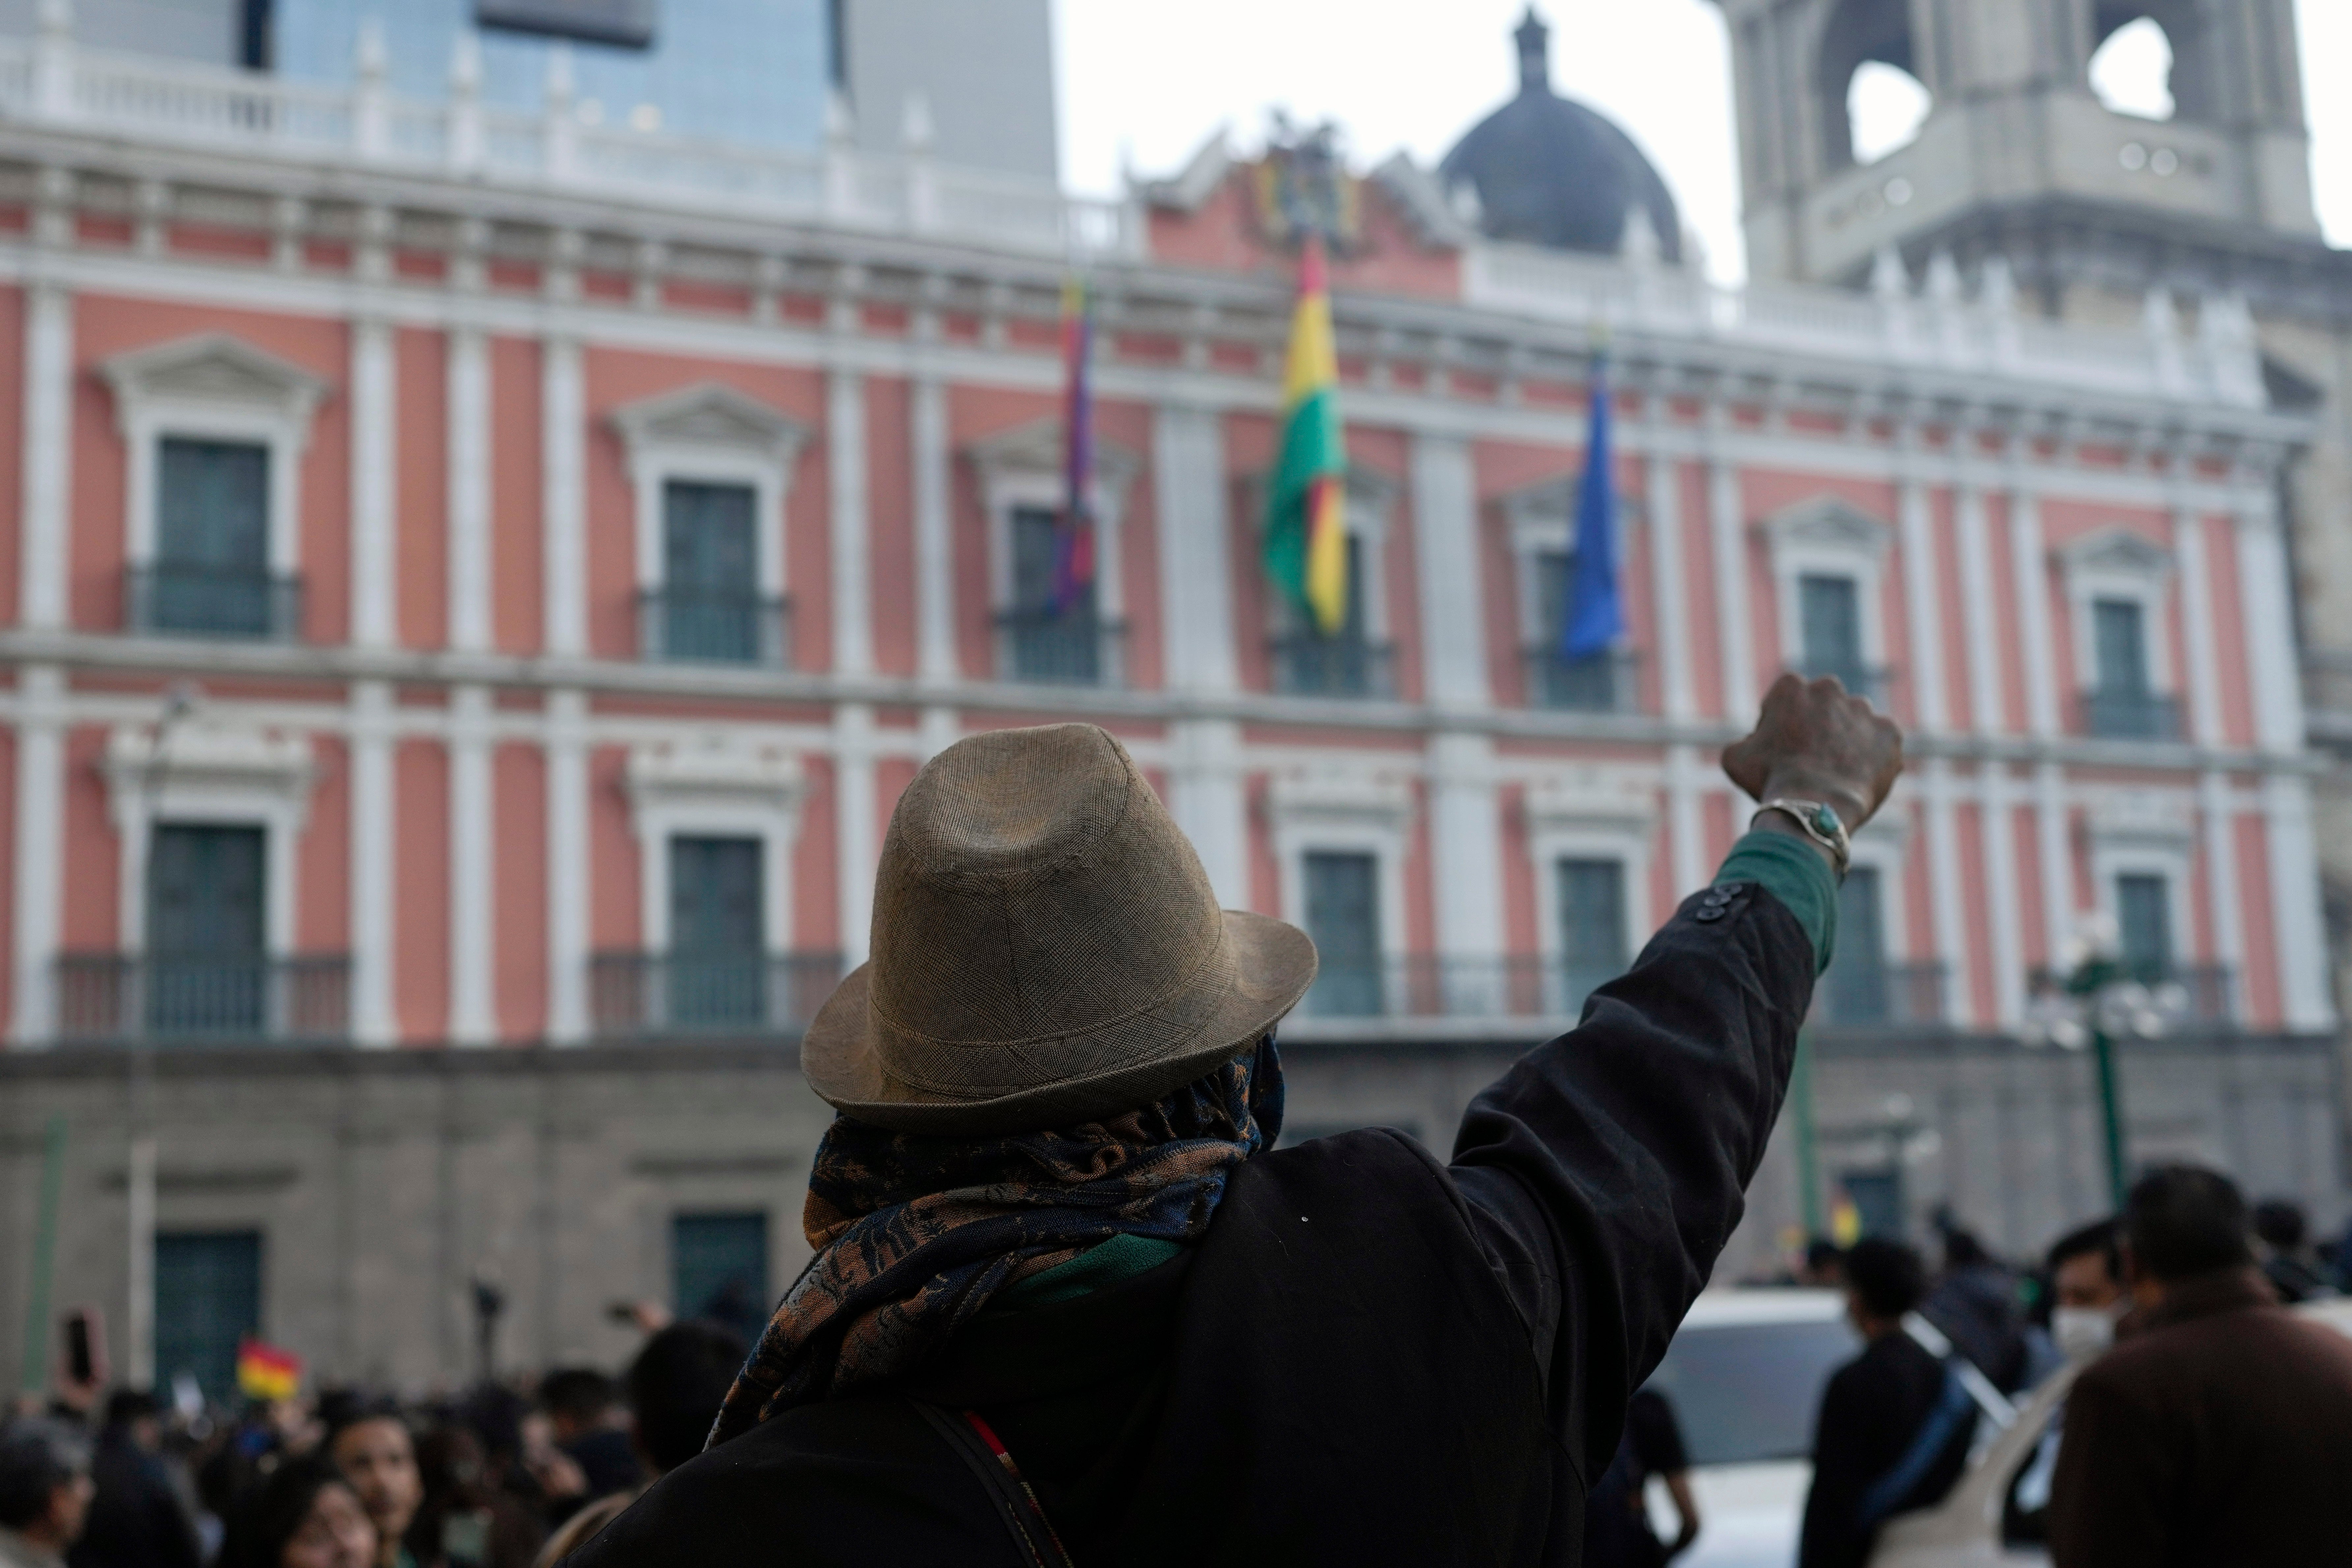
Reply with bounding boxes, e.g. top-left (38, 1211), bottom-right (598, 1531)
top-left (802, 723), bottom-right (1318, 1135)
